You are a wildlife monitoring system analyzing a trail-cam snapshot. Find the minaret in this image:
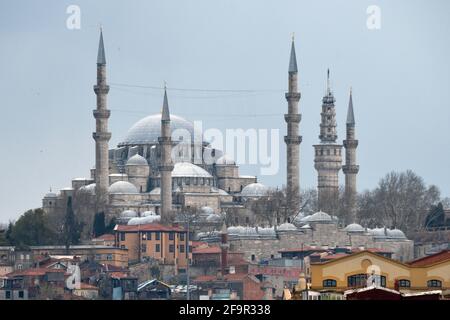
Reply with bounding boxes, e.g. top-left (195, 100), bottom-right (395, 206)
top-left (342, 88), bottom-right (359, 223)
top-left (158, 86), bottom-right (174, 219)
top-left (93, 29), bottom-right (111, 211)
top-left (284, 36), bottom-right (302, 217)
top-left (313, 69), bottom-right (342, 213)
